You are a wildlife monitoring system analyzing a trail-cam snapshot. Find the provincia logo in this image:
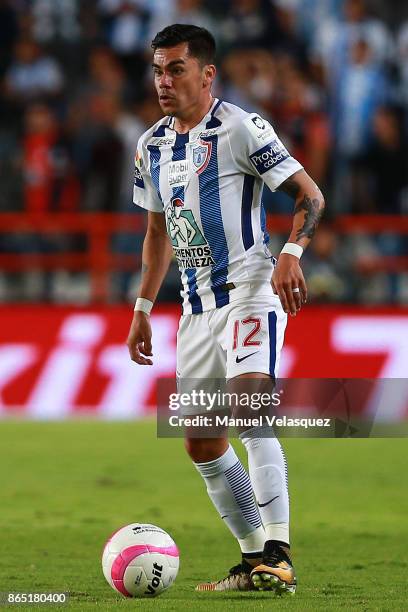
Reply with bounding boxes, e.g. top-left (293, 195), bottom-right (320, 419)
top-left (165, 197), bottom-right (215, 268)
top-left (250, 140), bottom-right (290, 175)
